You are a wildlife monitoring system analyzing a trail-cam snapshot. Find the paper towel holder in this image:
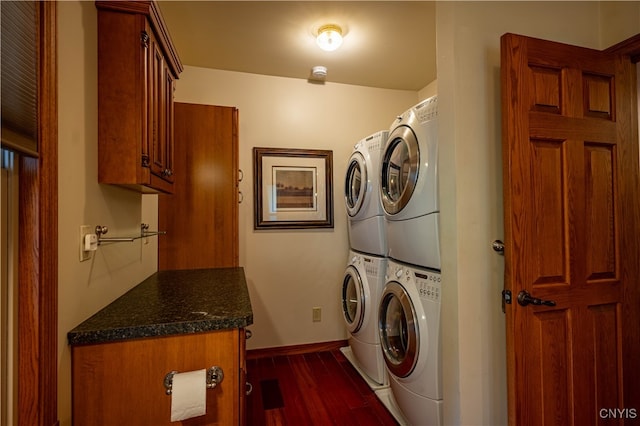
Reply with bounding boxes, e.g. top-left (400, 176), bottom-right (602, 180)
top-left (164, 366), bottom-right (225, 395)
